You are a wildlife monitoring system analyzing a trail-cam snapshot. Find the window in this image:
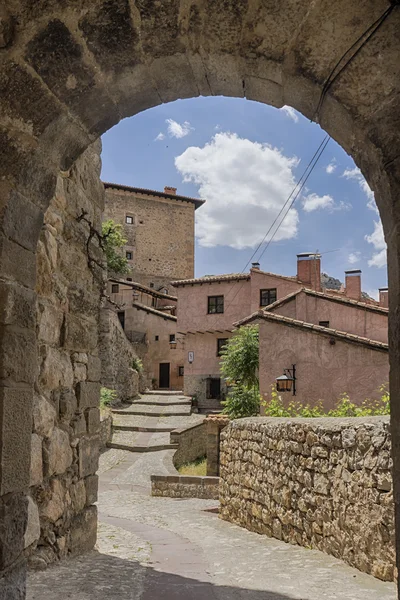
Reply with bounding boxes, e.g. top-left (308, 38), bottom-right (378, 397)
top-left (178, 366), bottom-right (184, 377)
top-left (169, 334), bottom-right (176, 343)
top-left (111, 284), bottom-right (119, 293)
top-left (127, 277), bottom-right (132, 282)
top-left (217, 338), bottom-right (228, 357)
top-left (206, 377), bottom-right (221, 399)
top-left (126, 215), bottom-right (134, 224)
top-left (319, 321), bottom-right (330, 328)
top-left (150, 283), bottom-right (154, 288)
top-left (126, 251), bottom-right (133, 260)
top-left (155, 335), bottom-right (159, 341)
top-left (208, 295), bottom-right (224, 314)
top-left (260, 288), bottom-right (277, 307)
top-left (117, 312), bottom-right (125, 330)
